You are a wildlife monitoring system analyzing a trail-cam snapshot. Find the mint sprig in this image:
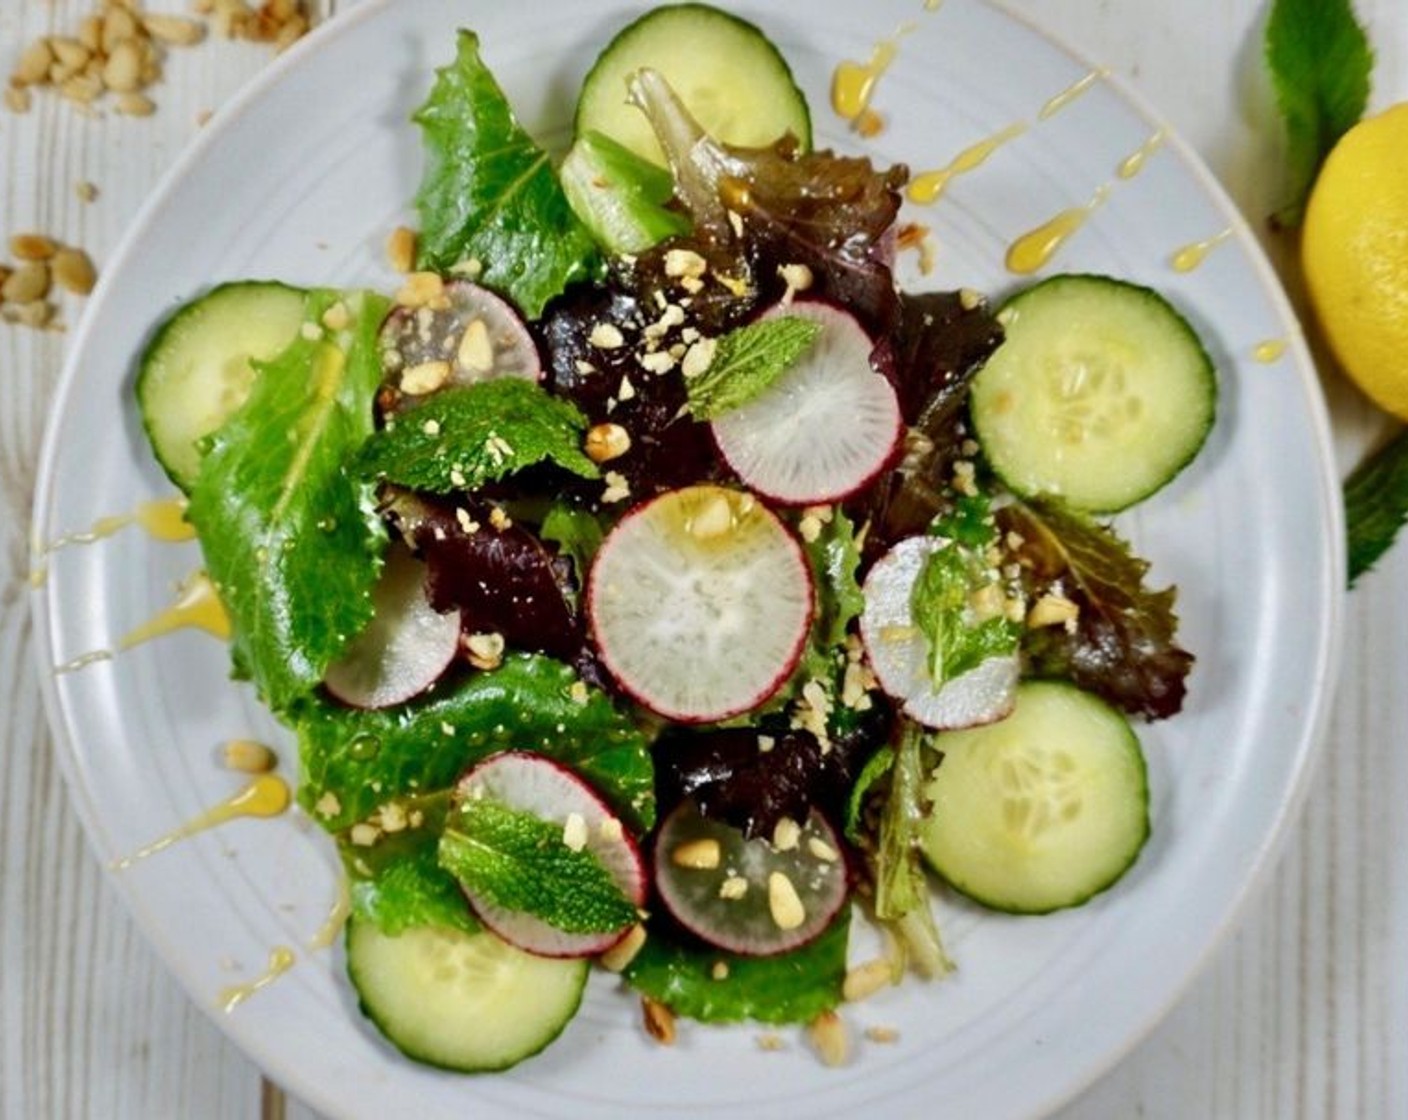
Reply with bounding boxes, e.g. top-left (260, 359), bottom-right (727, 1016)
top-left (1265, 0), bottom-right (1373, 227)
top-left (1346, 426), bottom-right (1408, 586)
top-left (359, 379), bottom-right (598, 494)
top-left (685, 315), bottom-right (822, 420)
